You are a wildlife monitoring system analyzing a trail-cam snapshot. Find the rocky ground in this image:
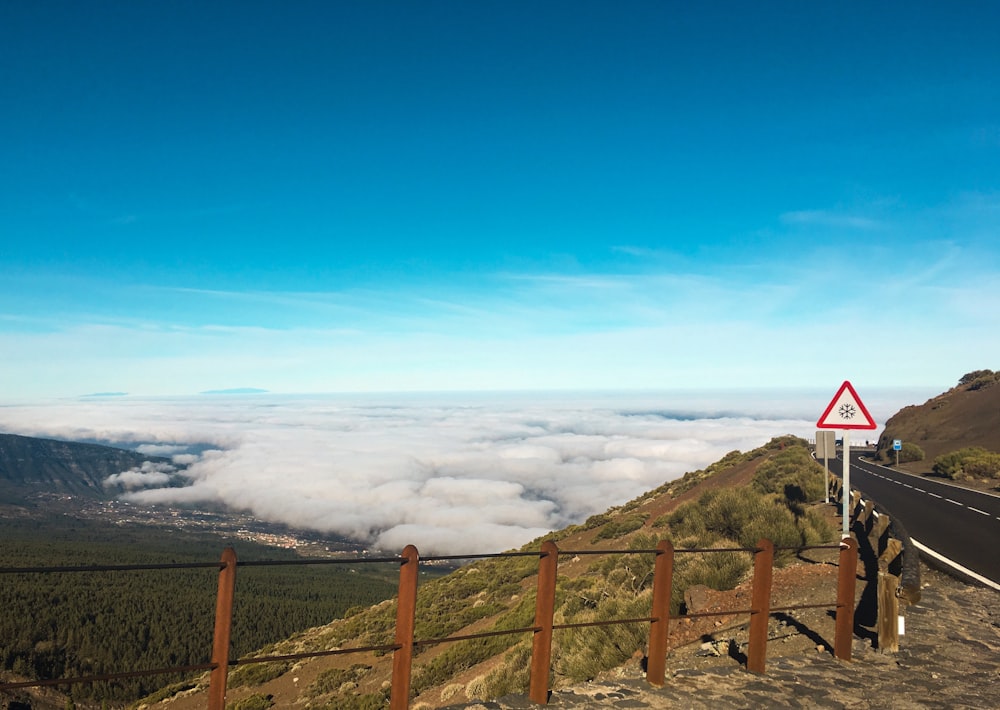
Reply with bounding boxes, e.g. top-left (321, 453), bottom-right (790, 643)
top-left (442, 564), bottom-right (1000, 710)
